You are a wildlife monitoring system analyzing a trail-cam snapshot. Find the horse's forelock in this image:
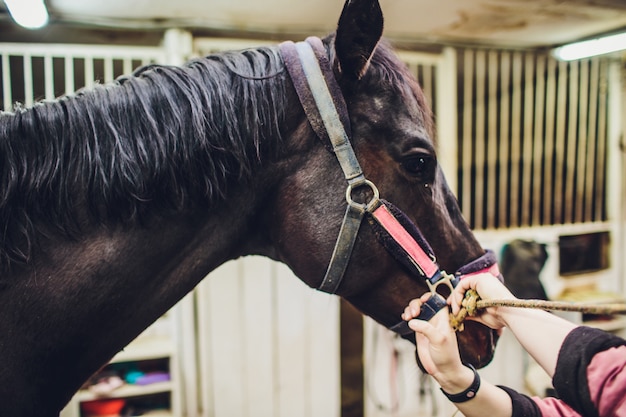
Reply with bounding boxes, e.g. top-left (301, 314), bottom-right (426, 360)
top-left (0, 45), bottom-right (288, 268)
